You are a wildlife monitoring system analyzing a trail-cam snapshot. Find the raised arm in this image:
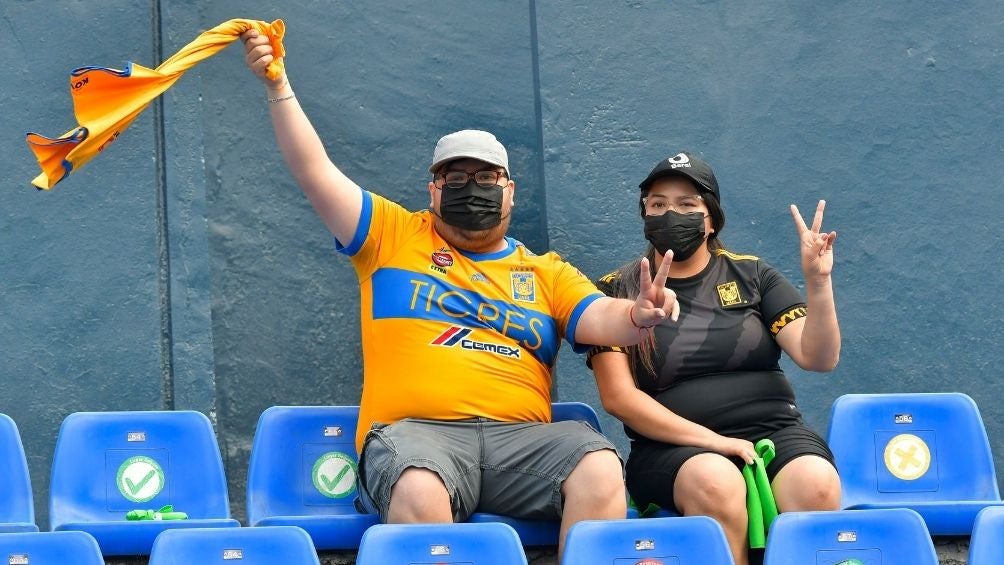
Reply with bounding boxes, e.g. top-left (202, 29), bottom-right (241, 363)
top-left (774, 199), bottom-right (841, 371)
top-left (575, 253), bottom-right (680, 347)
top-left (241, 29), bottom-right (362, 245)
